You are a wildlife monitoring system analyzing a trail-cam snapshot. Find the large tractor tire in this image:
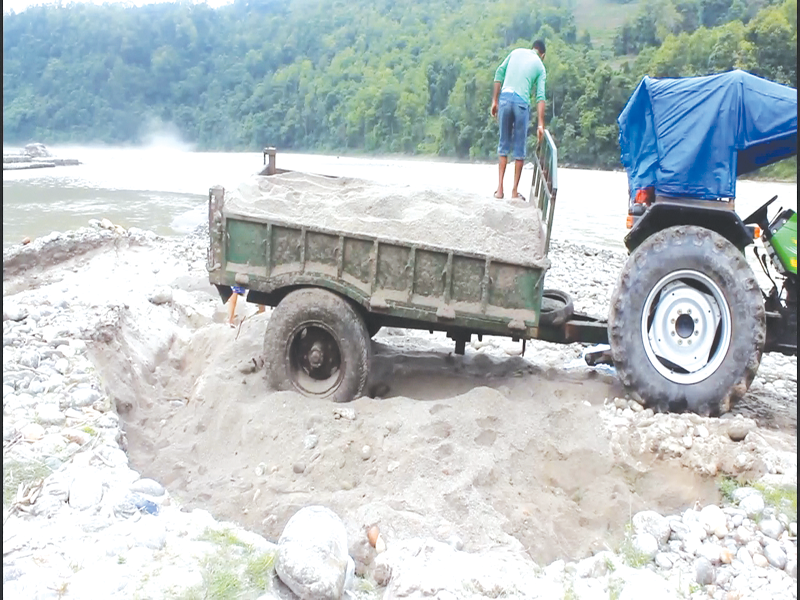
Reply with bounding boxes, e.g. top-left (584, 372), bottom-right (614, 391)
top-left (264, 288), bottom-right (371, 402)
top-left (608, 226), bottom-right (765, 416)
